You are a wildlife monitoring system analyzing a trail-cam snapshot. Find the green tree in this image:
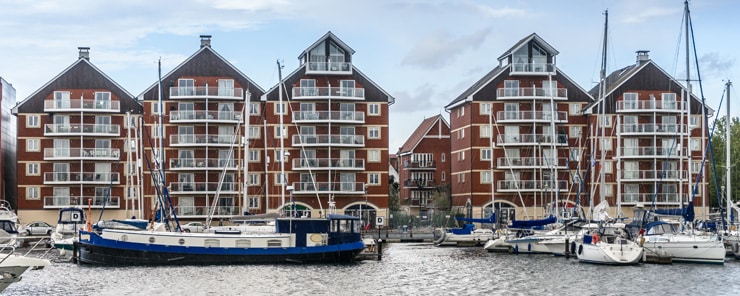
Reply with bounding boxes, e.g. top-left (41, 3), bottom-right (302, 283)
top-left (707, 116), bottom-right (740, 209)
top-left (388, 175), bottom-right (400, 212)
